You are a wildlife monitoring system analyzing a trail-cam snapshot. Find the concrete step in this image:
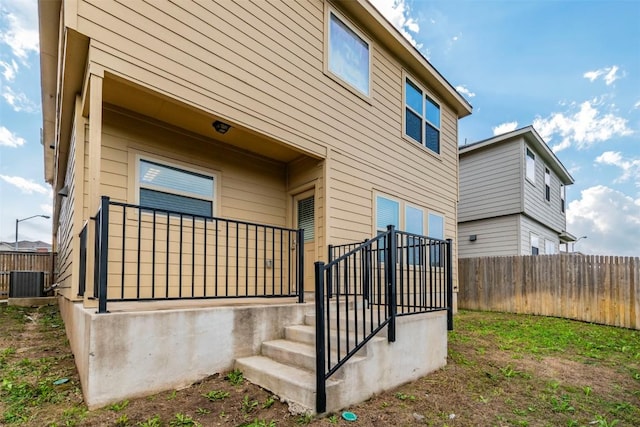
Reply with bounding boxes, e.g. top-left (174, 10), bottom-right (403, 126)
top-left (284, 324), bottom-right (377, 354)
top-left (235, 355), bottom-right (340, 412)
top-left (261, 338), bottom-right (368, 372)
top-left (261, 339), bottom-right (316, 371)
top-left (304, 308), bottom-right (389, 336)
